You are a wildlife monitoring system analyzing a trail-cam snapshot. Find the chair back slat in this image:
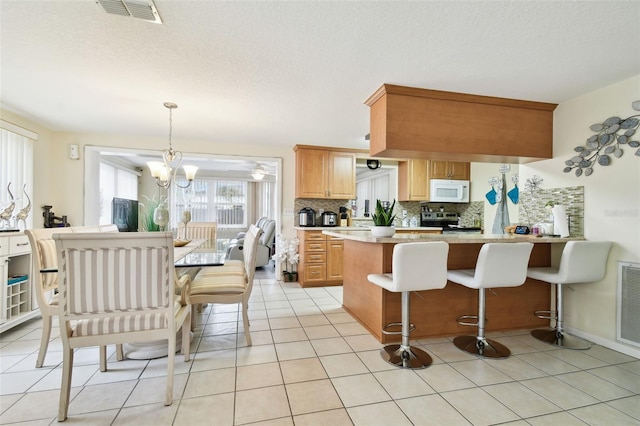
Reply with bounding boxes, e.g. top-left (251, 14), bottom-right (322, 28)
top-left (55, 232), bottom-right (174, 319)
top-left (178, 222), bottom-right (217, 240)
